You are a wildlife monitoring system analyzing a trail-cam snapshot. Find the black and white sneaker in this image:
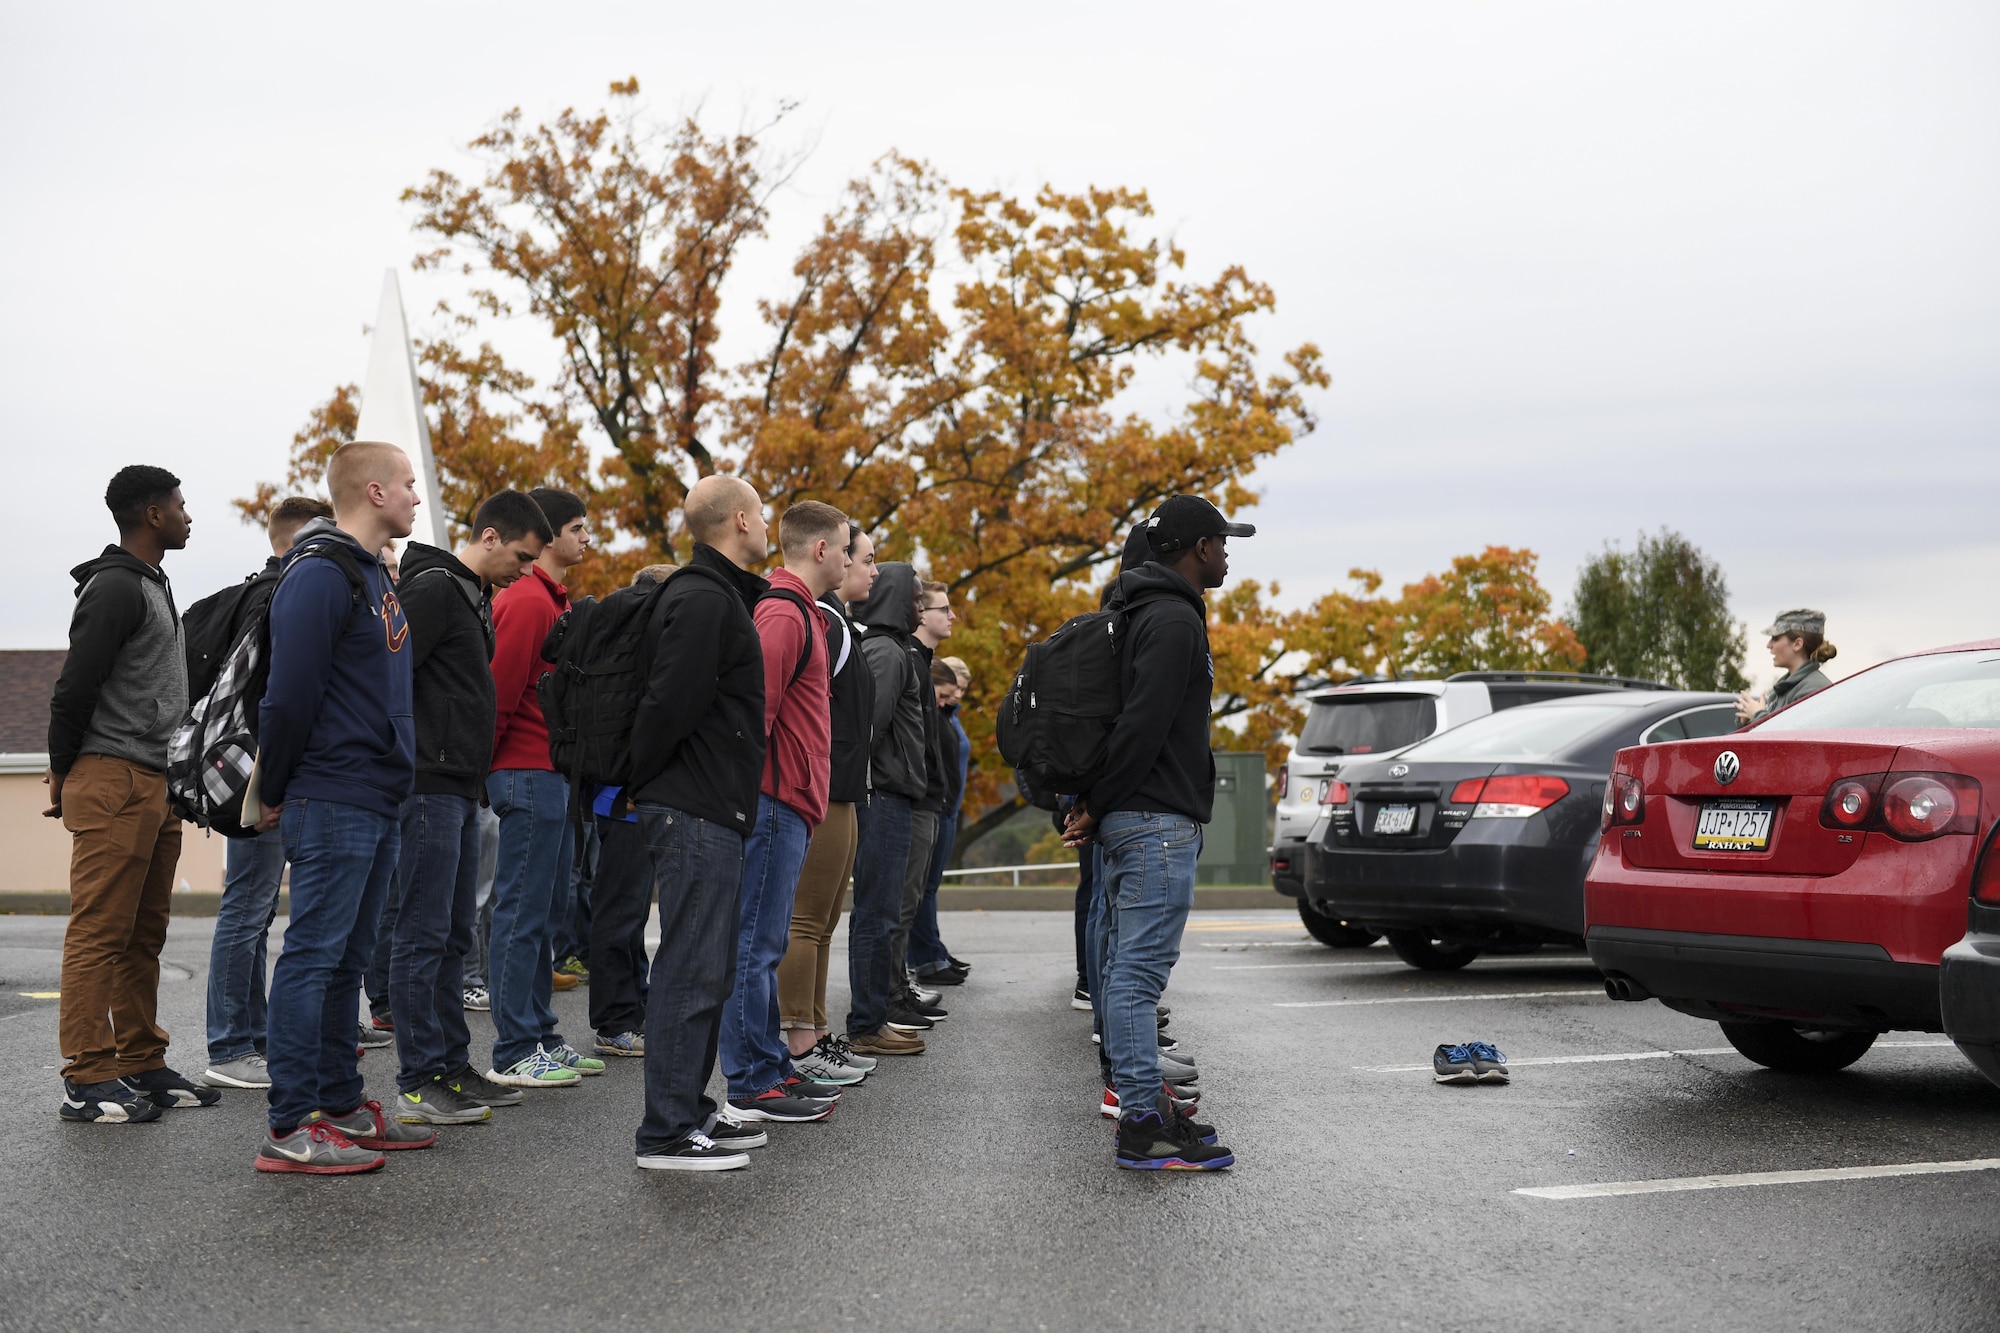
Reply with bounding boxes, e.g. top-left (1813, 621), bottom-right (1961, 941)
top-left (728, 1087), bottom-right (835, 1123)
top-left (356, 1022), bottom-right (392, 1051)
top-left (60, 1078), bottom-right (162, 1124)
top-left (124, 1066), bottom-right (222, 1108)
top-left (1433, 1044), bottom-right (1478, 1084)
top-left (636, 1131), bottom-right (749, 1172)
top-left (439, 1063), bottom-right (526, 1108)
top-left (707, 1104), bottom-right (769, 1150)
top-left (1071, 984), bottom-right (1093, 1012)
top-left (885, 1003), bottom-right (934, 1033)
